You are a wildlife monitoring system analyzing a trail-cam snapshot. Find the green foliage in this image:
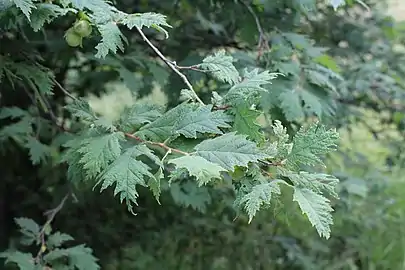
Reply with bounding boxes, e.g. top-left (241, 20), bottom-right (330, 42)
top-left (174, 104), bottom-right (232, 138)
top-left (286, 122), bottom-right (339, 169)
top-left (194, 132), bottom-right (269, 171)
top-left (292, 187), bottom-right (334, 239)
top-left (231, 104), bottom-right (264, 142)
top-left (30, 3), bottom-right (71, 32)
top-left (0, 251), bottom-right (34, 270)
top-left (25, 137), bottom-right (50, 165)
top-left (97, 144), bottom-right (161, 213)
top-left (11, 0), bottom-right (35, 20)
top-left (78, 132), bottom-right (124, 178)
top-left (169, 156), bottom-right (225, 186)
top-left (2, 0), bottom-right (405, 269)
top-left (0, 218), bottom-right (99, 269)
top-left (198, 50), bottom-right (240, 85)
top-left (239, 180), bottom-right (282, 223)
